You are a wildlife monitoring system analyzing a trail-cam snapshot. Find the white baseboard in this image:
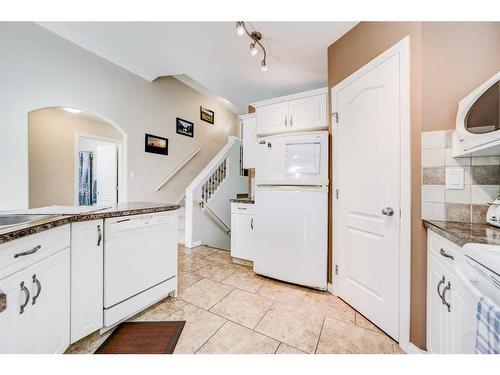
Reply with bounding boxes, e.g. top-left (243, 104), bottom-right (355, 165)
top-left (401, 342), bottom-right (427, 354)
top-left (327, 282), bottom-right (334, 294)
top-left (185, 240), bottom-right (202, 248)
